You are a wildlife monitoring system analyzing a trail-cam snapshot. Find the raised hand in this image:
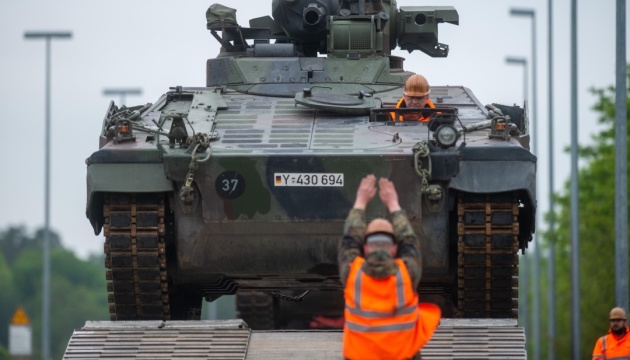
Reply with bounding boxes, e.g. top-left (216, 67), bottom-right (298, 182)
top-left (378, 177), bottom-right (401, 213)
top-left (353, 174), bottom-right (377, 210)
